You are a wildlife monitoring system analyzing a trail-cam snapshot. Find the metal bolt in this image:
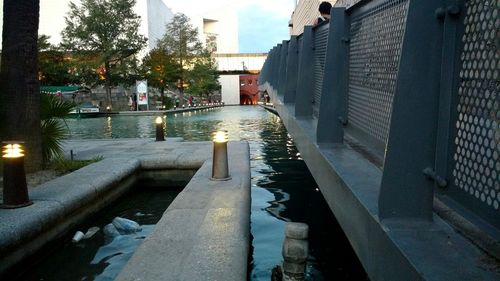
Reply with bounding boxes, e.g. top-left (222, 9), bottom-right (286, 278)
top-left (341, 37), bottom-right (350, 43)
top-left (447, 5), bottom-right (461, 16)
top-left (435, 7), bottom-right (446, 20)
top-left (338, 116), bottom-right (348, 126)
top-left (423, 167), bottom-right (448, 188)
